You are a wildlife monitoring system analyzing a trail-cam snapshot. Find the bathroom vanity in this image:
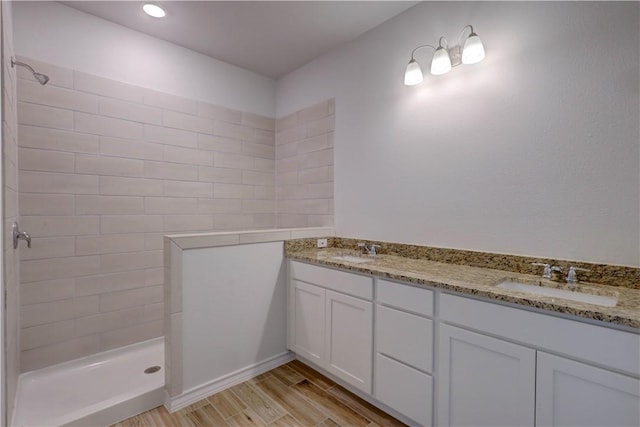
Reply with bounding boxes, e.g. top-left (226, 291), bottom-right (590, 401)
top-left (286, 244), bottom-right (640, 427)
